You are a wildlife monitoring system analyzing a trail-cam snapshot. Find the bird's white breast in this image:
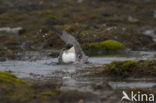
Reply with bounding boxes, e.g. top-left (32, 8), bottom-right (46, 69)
top-left (62, 47), bottom-right (76, 63)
